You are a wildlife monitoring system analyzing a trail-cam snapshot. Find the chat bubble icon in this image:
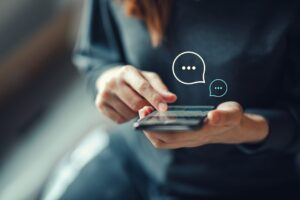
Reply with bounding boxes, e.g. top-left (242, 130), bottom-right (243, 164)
top-left (209, 79), bottom-right (228, 97)
top-left (172, 51), bottom-right (206, 85)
